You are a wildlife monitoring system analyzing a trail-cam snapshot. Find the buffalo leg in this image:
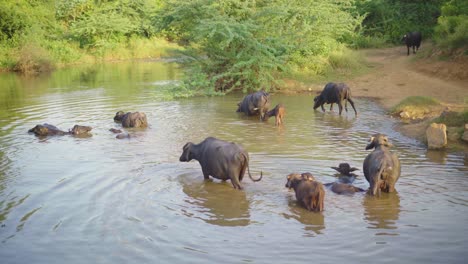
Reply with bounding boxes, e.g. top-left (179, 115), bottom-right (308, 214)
top-left (230, 175), bottom-right (243, 190)
top-left (321, 104), bottom-right (326, 112)
top-left (201, 168), bottom-right (210, 180)
top-left (329, 103), bottom-right (333, 111)
top-left (338, 101), bottom-right (343, 115)
top-left (407, 46), bottom-right (410, 56)
top-left (347, 98), bottom-right (357, 116)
